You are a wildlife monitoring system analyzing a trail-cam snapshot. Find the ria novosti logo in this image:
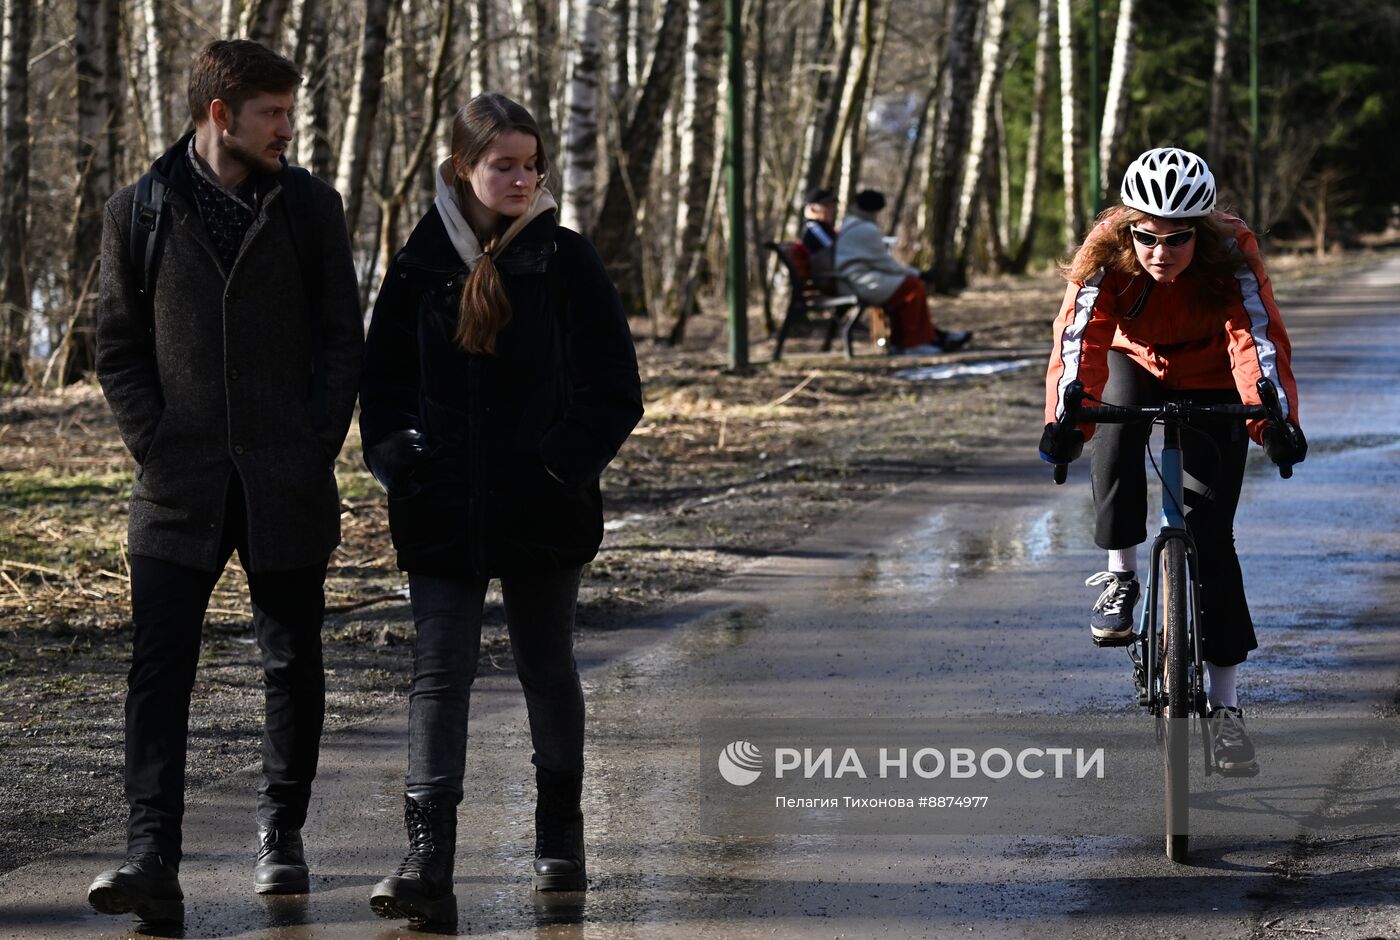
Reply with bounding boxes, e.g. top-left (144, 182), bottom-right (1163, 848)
top-left (718, 741), bottom-right (763, 786)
